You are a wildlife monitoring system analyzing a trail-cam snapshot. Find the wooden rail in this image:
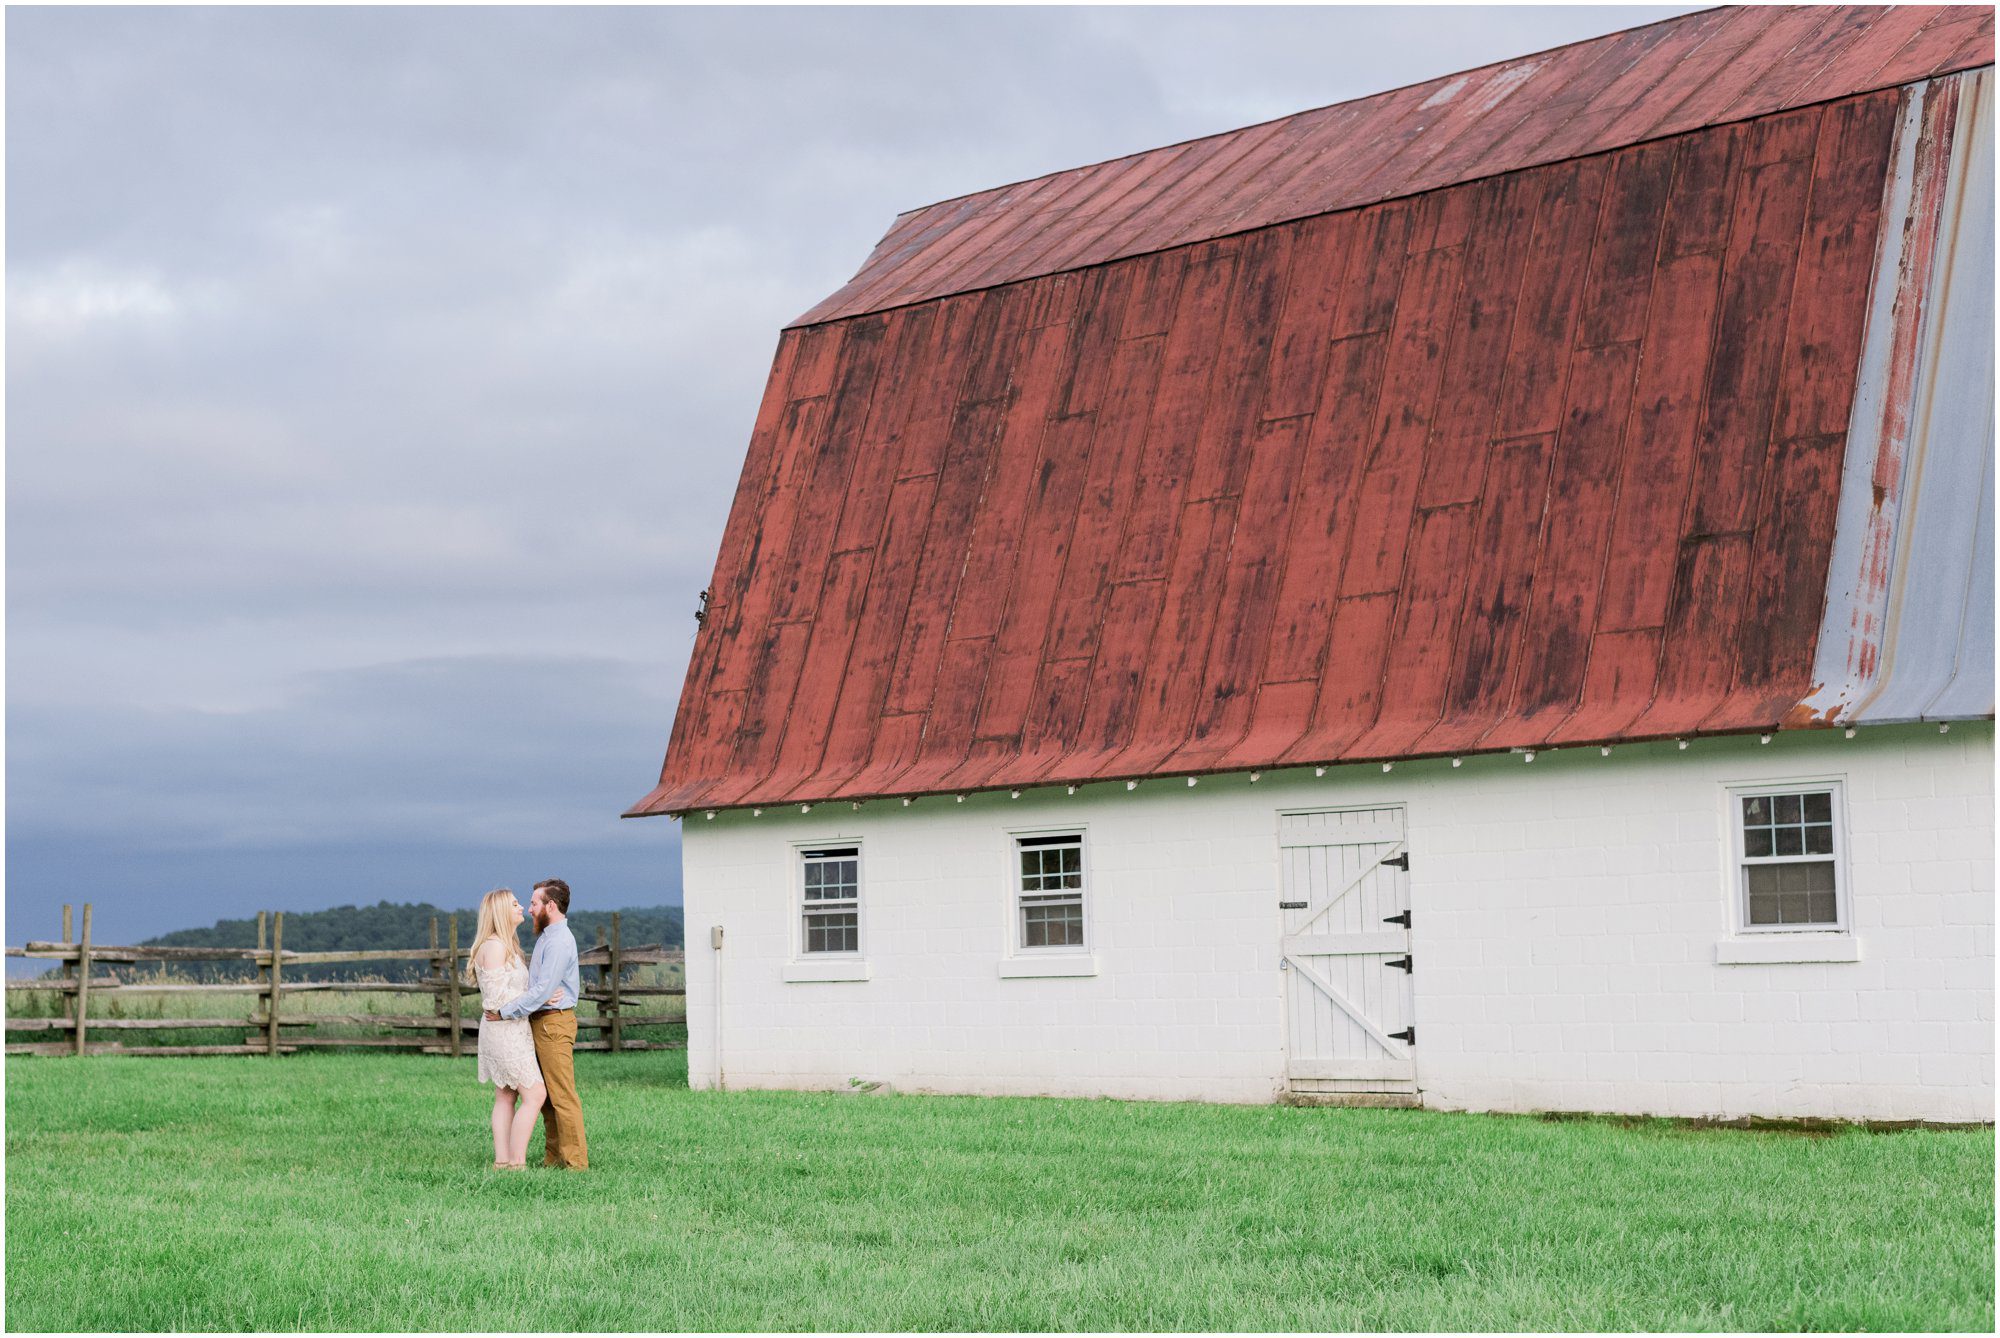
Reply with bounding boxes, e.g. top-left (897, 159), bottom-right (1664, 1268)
top-left (6, 905), bottom-right (685, 1058)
